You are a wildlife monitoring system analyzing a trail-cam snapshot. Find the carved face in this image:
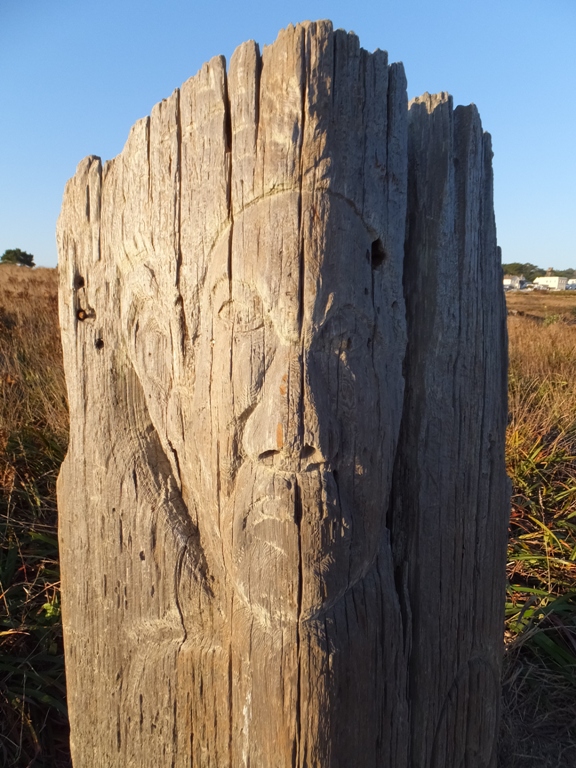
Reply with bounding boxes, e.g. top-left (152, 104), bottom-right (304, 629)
top-left (187, 193), bottom-right (397, 628)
